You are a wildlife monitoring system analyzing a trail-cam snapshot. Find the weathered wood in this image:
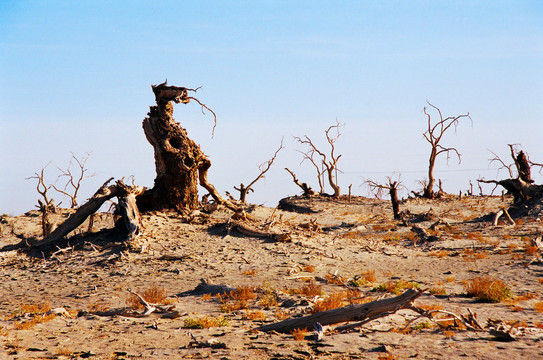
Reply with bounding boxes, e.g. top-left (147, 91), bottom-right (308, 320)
top-left (285, 168), bottom-right (316, 196)
top-left (257, 288), bottom-right (422, 333)
top-left (116, 181), bottom-right (145, 241)
top-left (30, 178), bottom-right (117, 249)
